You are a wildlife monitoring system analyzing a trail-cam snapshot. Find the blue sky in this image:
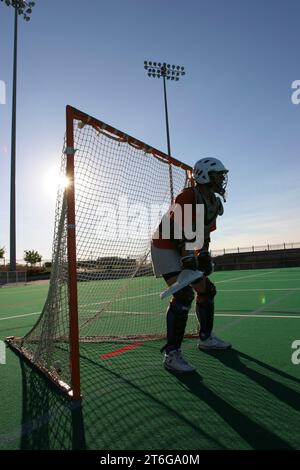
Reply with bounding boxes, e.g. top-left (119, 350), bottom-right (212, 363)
top-left (0, 0), bottom-right (300, 260)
